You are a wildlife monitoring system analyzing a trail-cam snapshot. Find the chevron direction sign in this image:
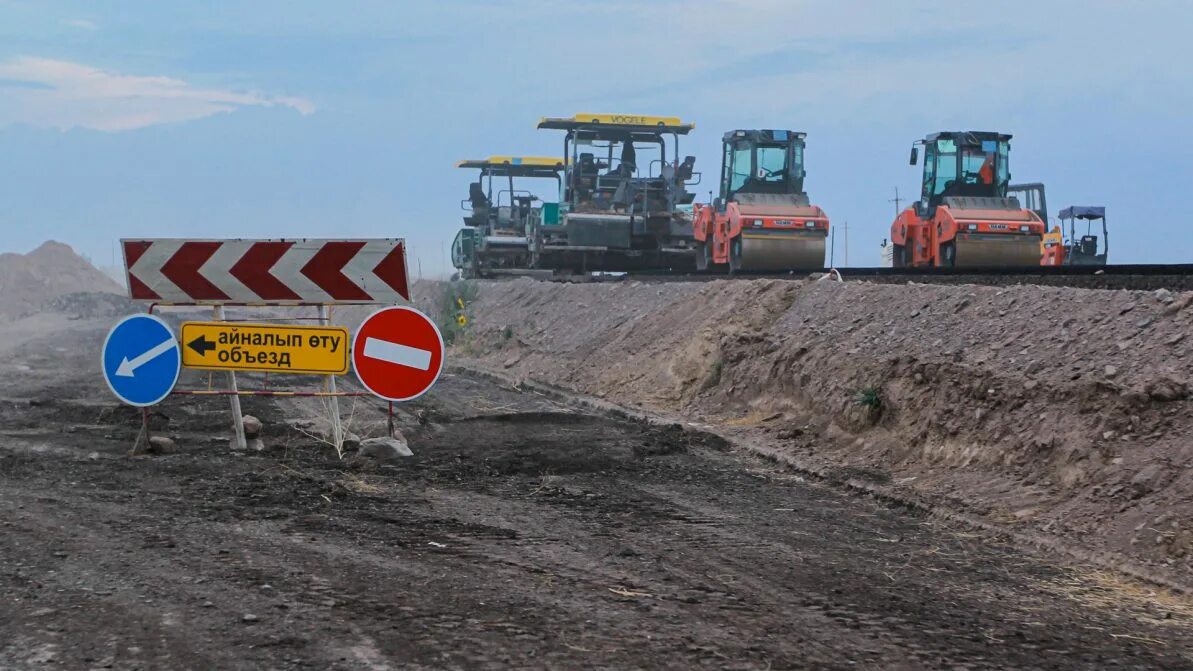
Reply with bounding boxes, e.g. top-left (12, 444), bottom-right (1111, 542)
top-left (121, 239), bottom-right (409, 305)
